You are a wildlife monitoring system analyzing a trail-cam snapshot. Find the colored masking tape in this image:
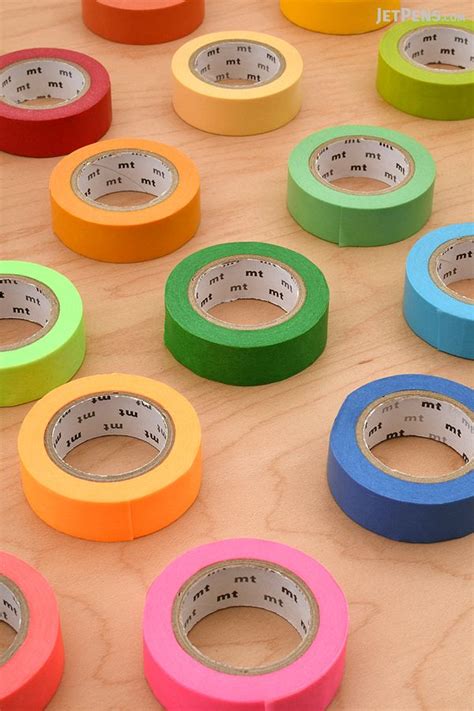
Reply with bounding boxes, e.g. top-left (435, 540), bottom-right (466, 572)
top-left (0, 552), bottom-right (64, 711)
top-left (18, 374), bottom-right (202, 541)
top-left (328, 375), bottom-right (474, 543)
top-left (49, 137), bottom-right (200, 263)
top-left (287, 125), bottom-right (435, 247)
top-left (377, 20), bottom-right (474, 120)
top-left (82, 0), bottom-right (204, 45)
top-left (172, 31), bottom-right (303, 135)
top-left (0, 48), bottom-right (111, 157)
top-left (280, 0), bottom-right (400, 35)
top-left (404, 224), bottom-right (474, 359)
top-left (164, 242), bottom-right (329, 385)
top-left (0, 261), bottom-right (85, 407)
top-left (143, 538), bottom-right (348, 710)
